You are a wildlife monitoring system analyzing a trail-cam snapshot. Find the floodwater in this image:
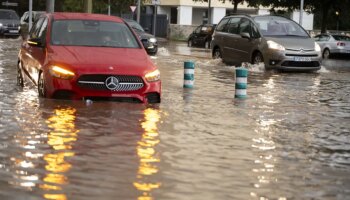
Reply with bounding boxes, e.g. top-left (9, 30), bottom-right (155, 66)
top-left (0, 38), bottom-right (350, 200)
